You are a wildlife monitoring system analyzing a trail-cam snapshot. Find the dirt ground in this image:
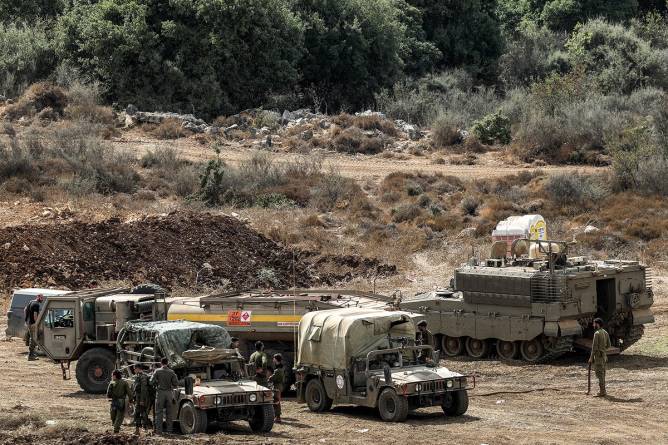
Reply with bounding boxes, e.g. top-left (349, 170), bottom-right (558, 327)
top-left (1, 279), bottom-right (666, 445)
